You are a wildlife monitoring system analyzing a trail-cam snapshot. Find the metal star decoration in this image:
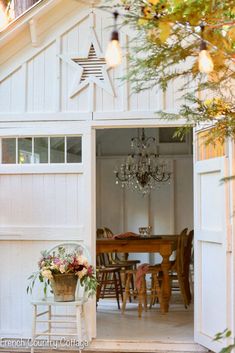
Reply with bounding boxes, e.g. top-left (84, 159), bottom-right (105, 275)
top-left (59, 22), bottom-right (115, 99)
